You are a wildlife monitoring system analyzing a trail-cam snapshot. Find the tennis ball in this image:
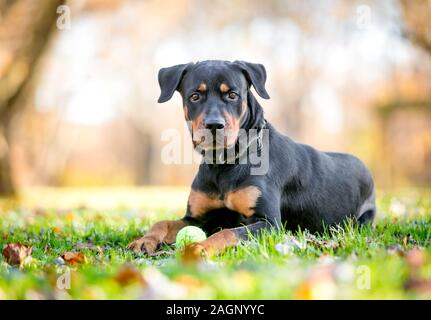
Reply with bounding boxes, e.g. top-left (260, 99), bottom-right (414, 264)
top-left (176, 226), bottom-right (207, 248)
